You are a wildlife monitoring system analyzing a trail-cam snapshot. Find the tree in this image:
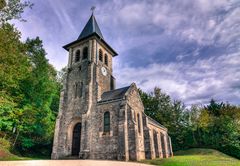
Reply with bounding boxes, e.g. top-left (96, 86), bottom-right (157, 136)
top-left (205, 99), bottom-right (224, 117)
top-left (192, 100), bottom-right (240, 158)
top-left (139, 87), bottom-right (189, 151)
top-left (0, 0), bottom-right (60, 157)
top-left (0, 24), bottom-right (30, 139)
top-left (0, 0), bottom-right (33, 24)
top-left (15, 37), bottom-right (60, 155)
top-left (0, 33), bottom-right (60, 155)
